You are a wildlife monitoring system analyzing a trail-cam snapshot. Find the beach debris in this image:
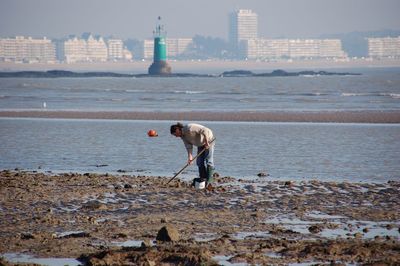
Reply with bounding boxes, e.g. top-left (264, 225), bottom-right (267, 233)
top-left (20, 233), bottom-right (35, 240)
top-left (156, 225), bottom-right (180, 242)
top-left (82, 200), bottom-right (107, 210)
top-left (113, 232), bottom-right (128, 239)
top-left (57, 231), bottom-right (90, 239)
top-left (257, 172), bottom-right (269, 177)
top-left (147, 129), bottom-right (158, 137)
top-left (124, 183), bottom-right (133, 189)
top-left (284, 181), bottom-right (294, 188)
top-left (244, 184), bottom-right (256, 192)
top-left (117, 169), bottom-right (127, 173)
top-left (308, 225), bottom-right (323, 234)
